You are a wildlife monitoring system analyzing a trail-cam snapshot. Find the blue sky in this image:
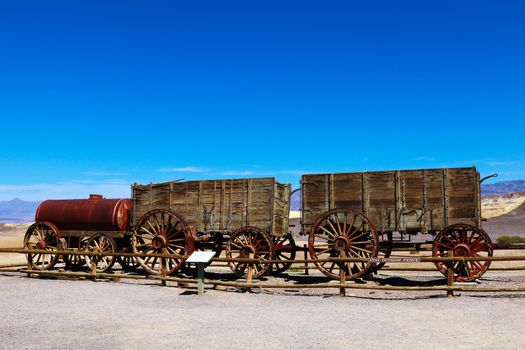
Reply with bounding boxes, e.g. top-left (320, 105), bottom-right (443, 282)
top-left (0, 1), bottom-right (524, 200)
